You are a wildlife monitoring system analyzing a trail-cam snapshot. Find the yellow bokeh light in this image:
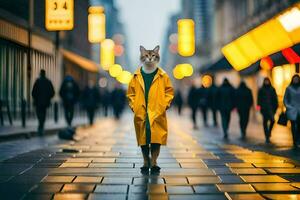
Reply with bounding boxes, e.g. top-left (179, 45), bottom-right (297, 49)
top-left (88, 6), bottom-right (105, 43)
top-left (116, 70), bottom-right (132, 84)
top-left (100, 39), bottom-right (115, 70)
top-left (177, 19), bottom-right (195, 57)
top-left (173, 63), bottom-right (193, 79)
top-left (109, 64), bottom-right (123, 77)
